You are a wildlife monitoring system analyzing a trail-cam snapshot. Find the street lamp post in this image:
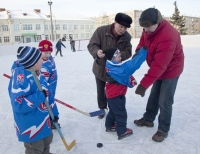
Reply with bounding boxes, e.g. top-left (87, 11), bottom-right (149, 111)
top-left (48, 1), bottom-right (54, 41)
